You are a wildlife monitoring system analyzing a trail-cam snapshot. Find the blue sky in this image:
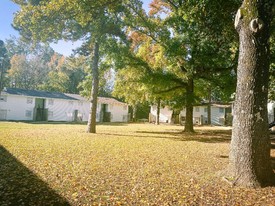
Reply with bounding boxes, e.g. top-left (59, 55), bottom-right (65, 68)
top-left (0, 0), bottom-right (152, 56)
